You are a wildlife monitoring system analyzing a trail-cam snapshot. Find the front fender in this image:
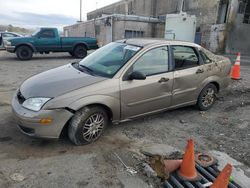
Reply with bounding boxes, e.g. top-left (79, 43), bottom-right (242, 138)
top-left (15, 43), bottom-right (36, 52)
top-left (68, 95), bottom-right (120, 121)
